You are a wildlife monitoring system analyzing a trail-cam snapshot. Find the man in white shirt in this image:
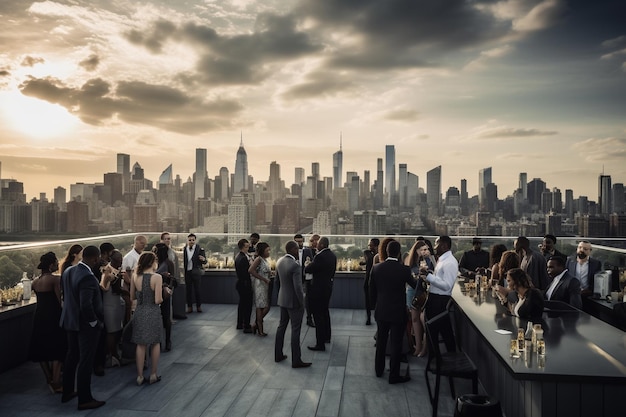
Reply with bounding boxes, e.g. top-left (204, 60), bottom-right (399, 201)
top-left (565, 240), bottom-right (602, 297)
top-left (120, 235), bottom-right (147, 324)
top-left (420, 235), bottom-right (458, 352)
